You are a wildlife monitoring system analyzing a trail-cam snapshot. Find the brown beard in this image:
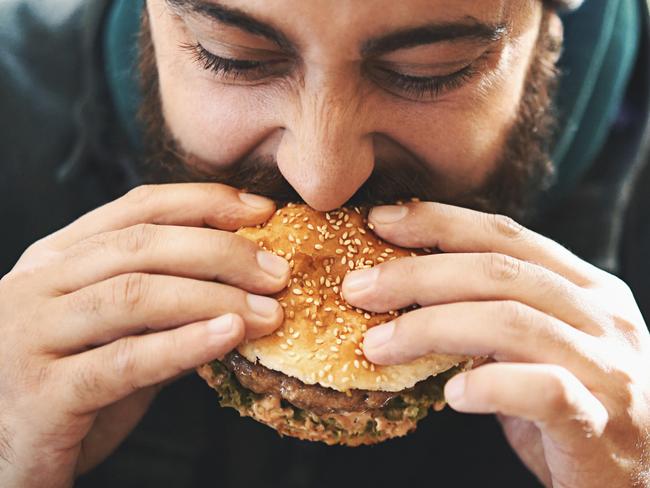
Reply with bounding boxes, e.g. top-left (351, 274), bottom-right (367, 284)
top-left (137, 9), bottom-right (561, 224)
